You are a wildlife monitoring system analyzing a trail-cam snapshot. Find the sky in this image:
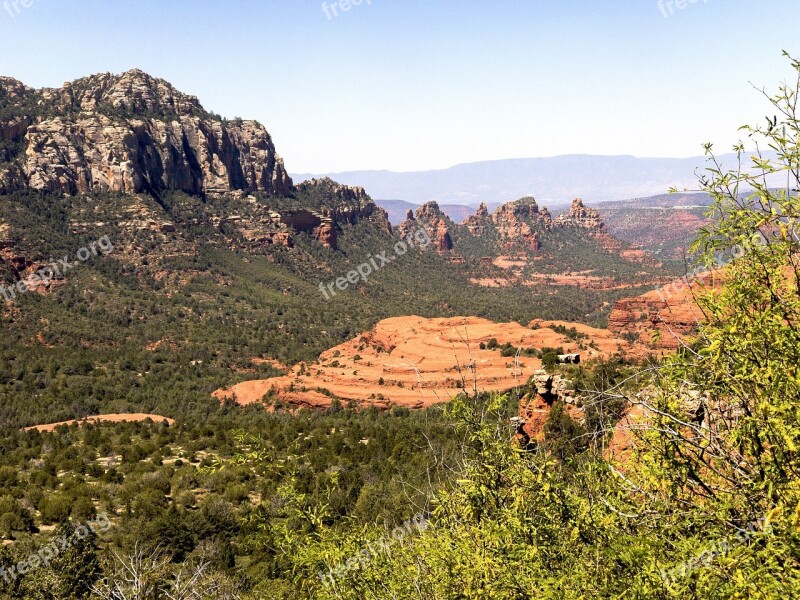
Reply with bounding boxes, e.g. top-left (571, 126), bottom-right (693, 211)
top-left (1, 0), bottom-right (799, 174)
